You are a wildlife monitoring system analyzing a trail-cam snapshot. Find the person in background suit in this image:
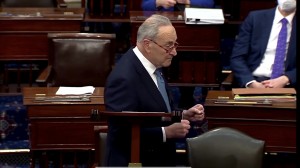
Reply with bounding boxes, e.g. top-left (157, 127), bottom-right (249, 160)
top-left (230, 0), bottom-right (296, 88)
top-left (142, 0), bottom-right (214, 11)
top-left (104, 14), bottom-right (205, 167)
